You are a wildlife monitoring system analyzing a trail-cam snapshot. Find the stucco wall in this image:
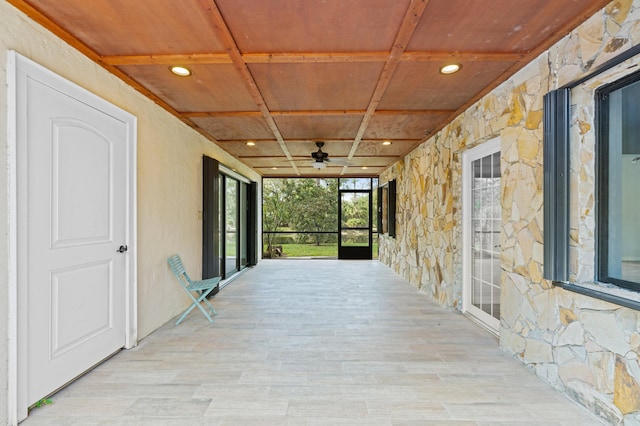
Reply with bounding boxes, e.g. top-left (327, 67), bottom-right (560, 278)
top-left (0, 1), bottom-right (261, 422)
top-left (380, 0), bottom-right (640, 423)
